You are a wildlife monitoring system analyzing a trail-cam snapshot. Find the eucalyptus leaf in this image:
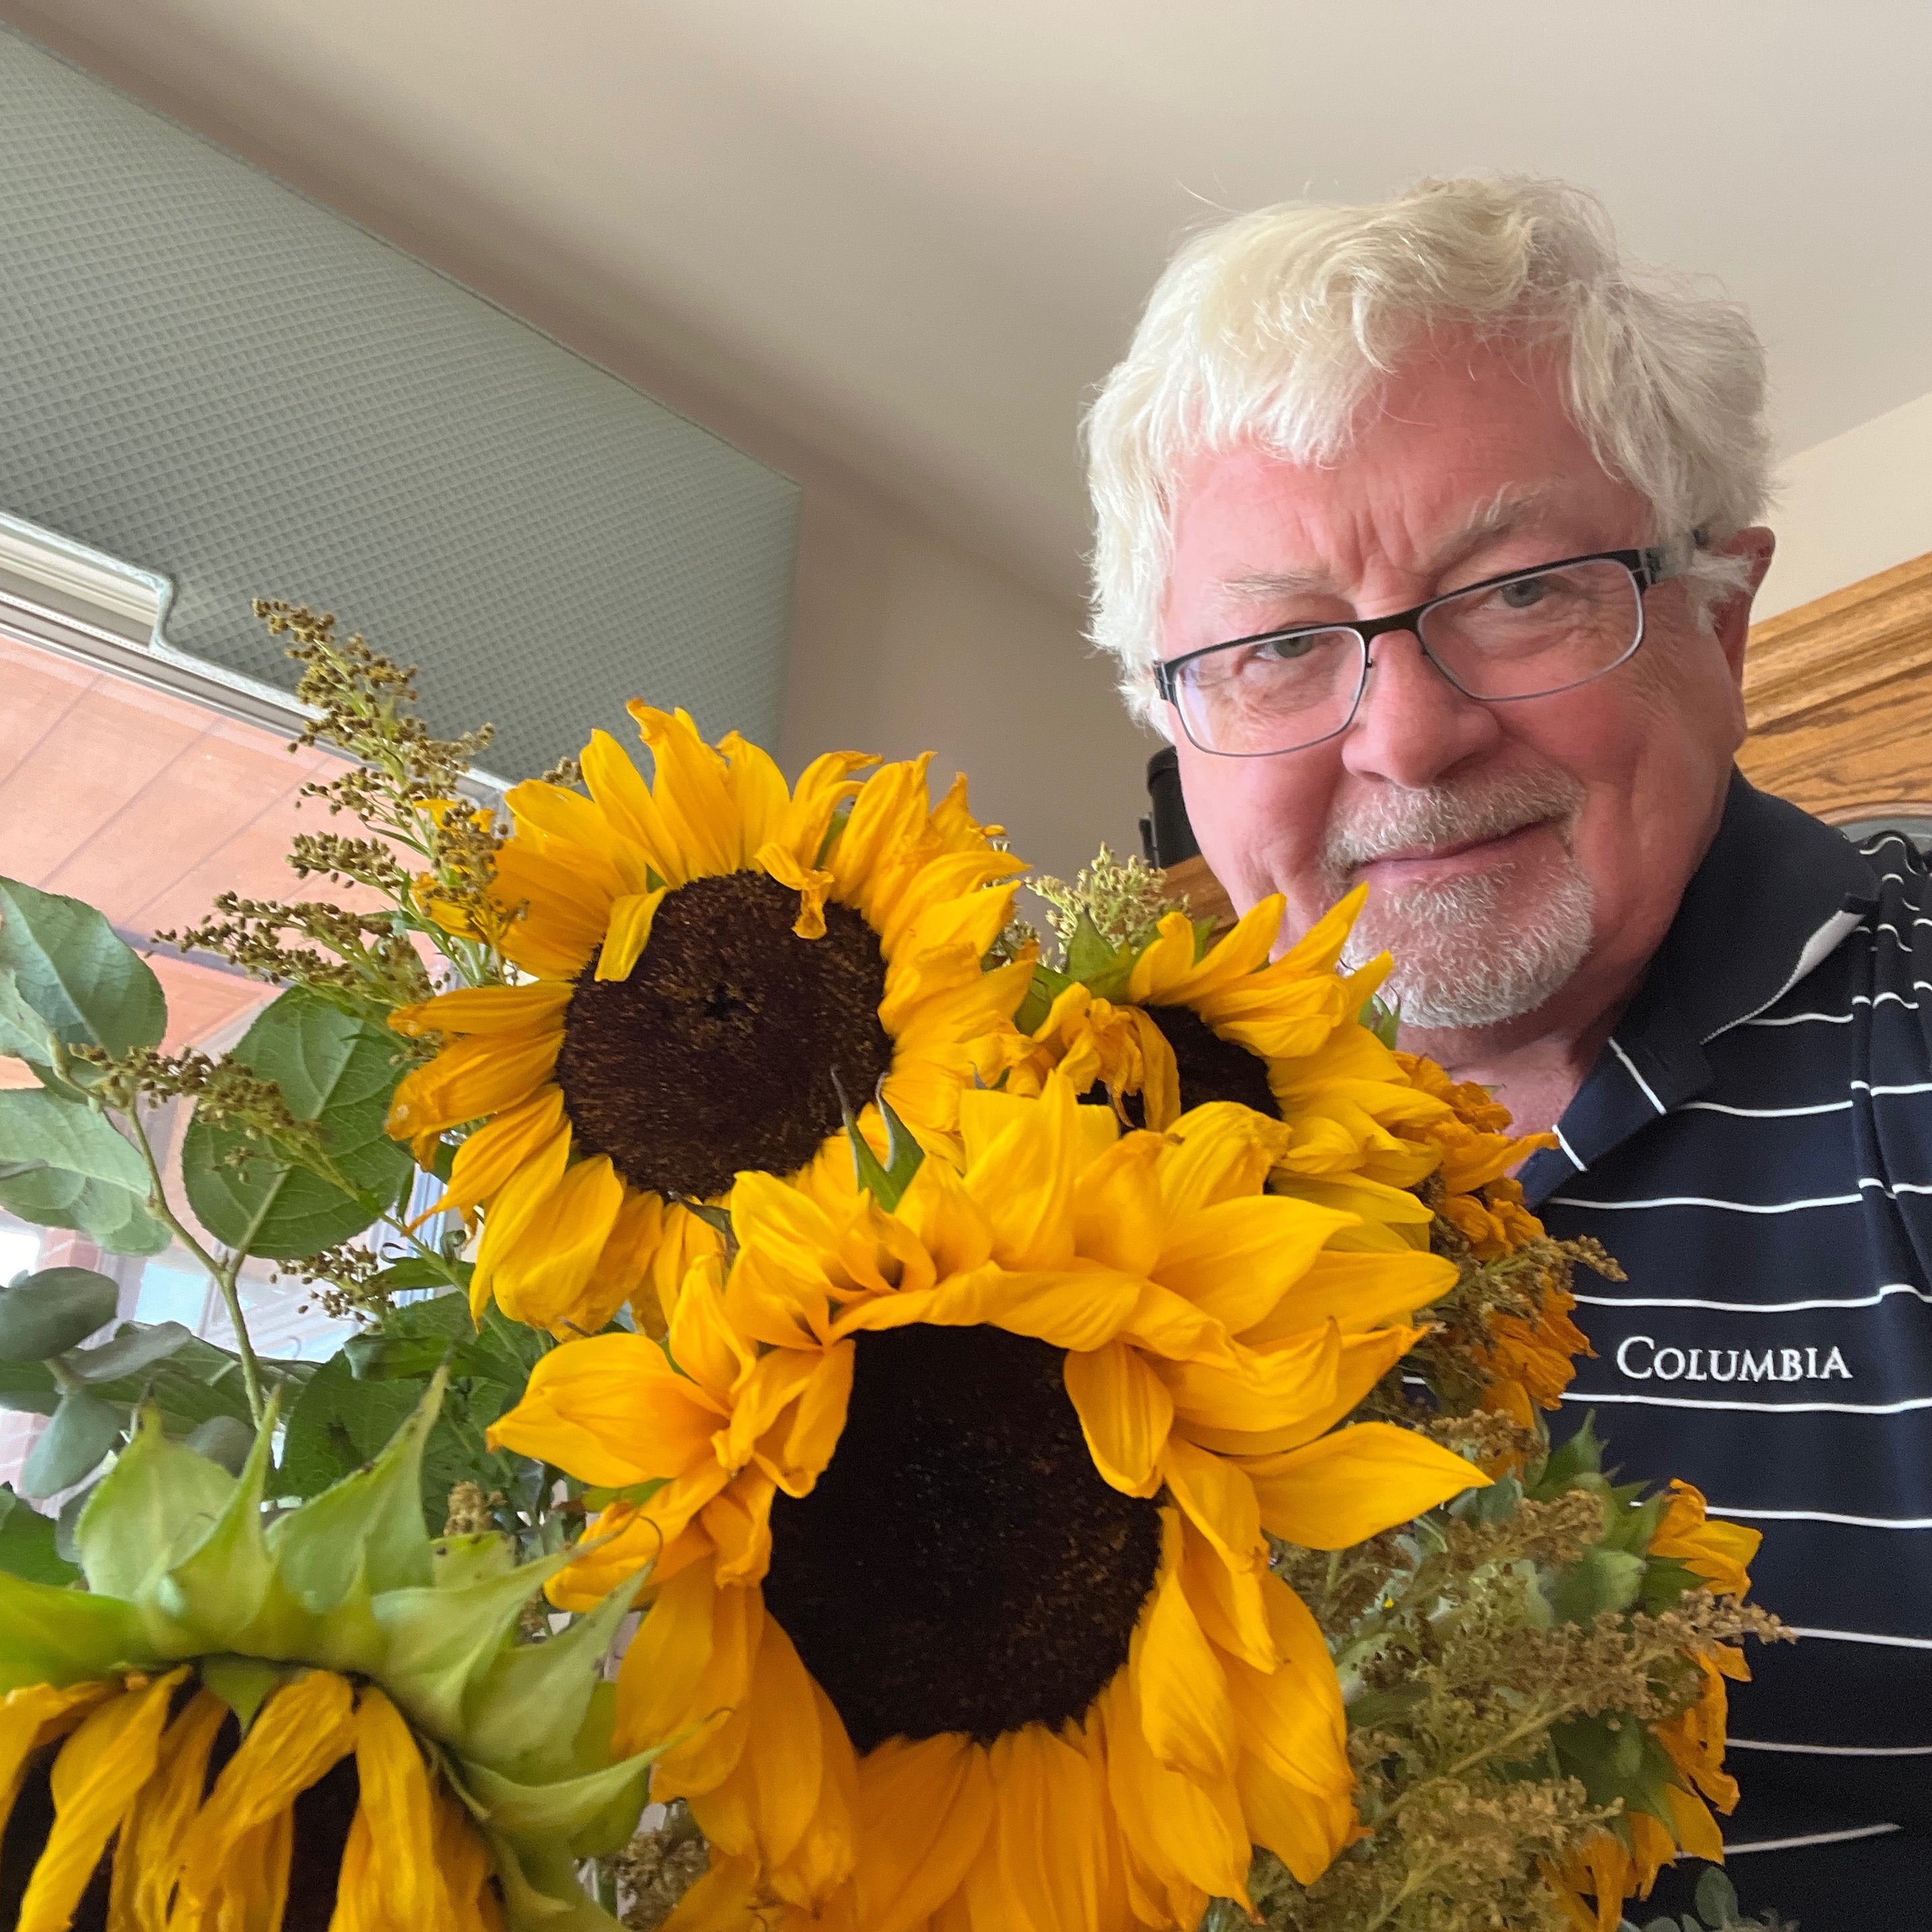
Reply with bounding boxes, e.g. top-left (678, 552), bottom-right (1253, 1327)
top-left (184, 1415), bottom-right (256, 1475)
top-left (63, 1320), bottom-right (197, 1383)
top-left (20, 1389), bottom-right (123, 1499)
top-left (0, 1485), bottom-right (78, 1585)
top-left (0, 877), bottom-right (166, 1057)
top-left (87, 1333), bottom-right (265, 1434)
top-left (0, 1268), bottom-right (119, 1361)
top-left (0, 1161), bottom-right (168, 1255)
top-left (180, 989), bottom-right (413, 1259)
